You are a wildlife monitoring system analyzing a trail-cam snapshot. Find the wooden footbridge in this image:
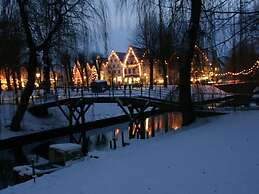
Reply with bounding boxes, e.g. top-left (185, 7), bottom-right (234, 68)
top-left (23, 86), bottom-right (180, 153)
top-left (30, 96), bottom-right (178, 137)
